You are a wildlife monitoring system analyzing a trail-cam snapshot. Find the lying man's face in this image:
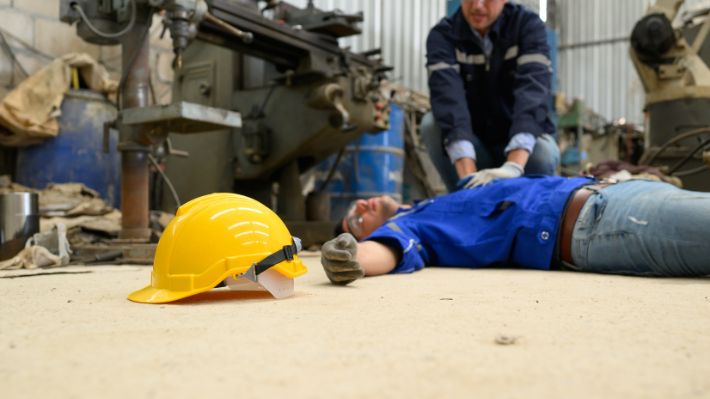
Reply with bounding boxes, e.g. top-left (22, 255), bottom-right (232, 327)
top-left (342, 196), bottom-right (401, 240)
